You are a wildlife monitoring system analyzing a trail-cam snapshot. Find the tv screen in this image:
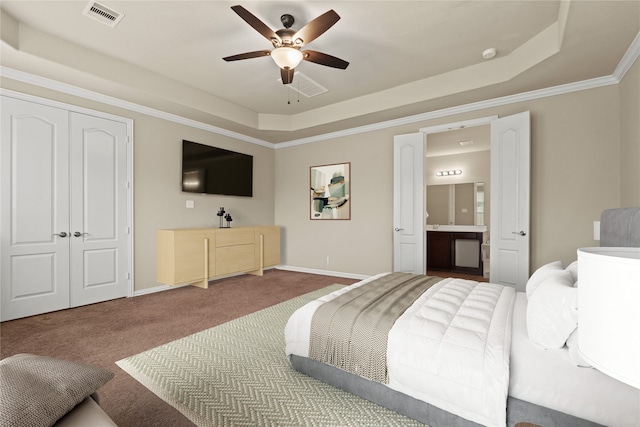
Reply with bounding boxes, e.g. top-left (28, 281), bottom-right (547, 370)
top-left (181, 140), bottom-right (253, 197)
